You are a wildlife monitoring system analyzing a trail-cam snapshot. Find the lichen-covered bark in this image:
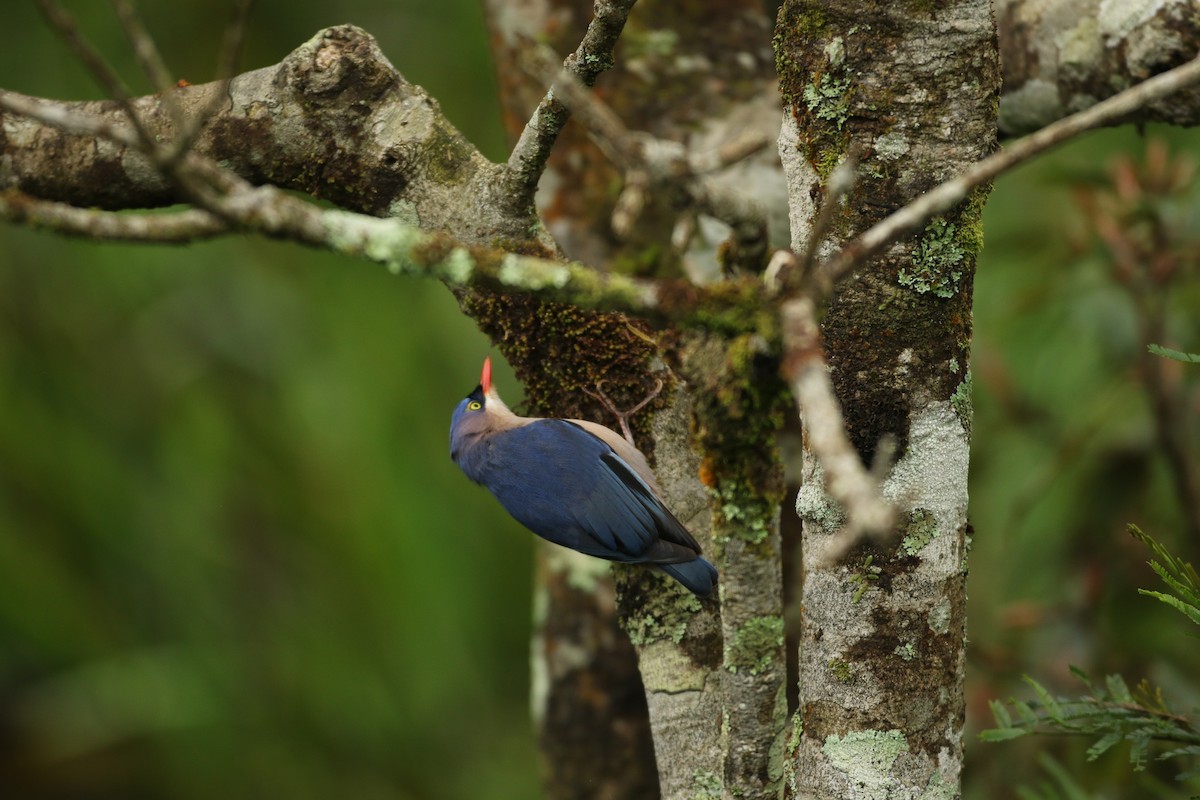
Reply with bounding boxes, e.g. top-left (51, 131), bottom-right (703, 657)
top-left (996, 0), bottom-right (1200, 135)
top-left (776, 1), bottom-right (998, 796)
